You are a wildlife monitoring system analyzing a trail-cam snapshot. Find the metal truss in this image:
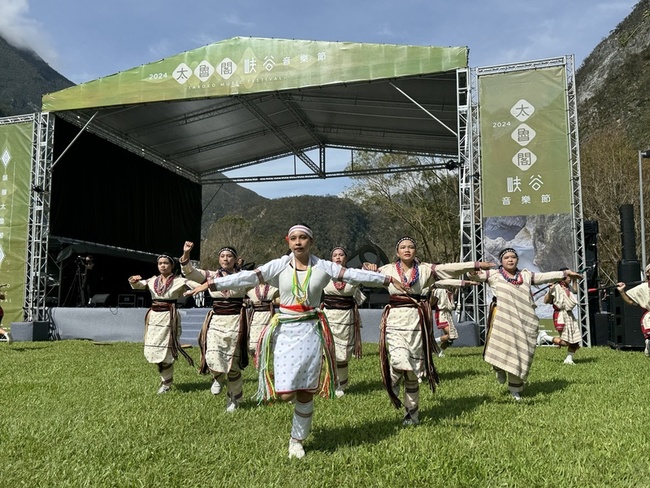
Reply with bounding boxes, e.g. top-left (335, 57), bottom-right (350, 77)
top-left (467, 56), bottom-right (590, 345)
top-left (458, 67), bottom-right (486, 330)
top-left (25, 112), bottom-right (54, 322)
